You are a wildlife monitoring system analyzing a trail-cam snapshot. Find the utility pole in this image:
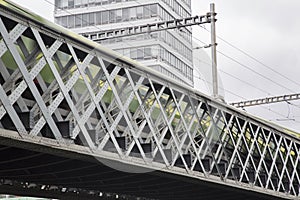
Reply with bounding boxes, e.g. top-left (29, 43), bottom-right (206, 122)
top-left (210, 3), bottom-right (219, 99)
